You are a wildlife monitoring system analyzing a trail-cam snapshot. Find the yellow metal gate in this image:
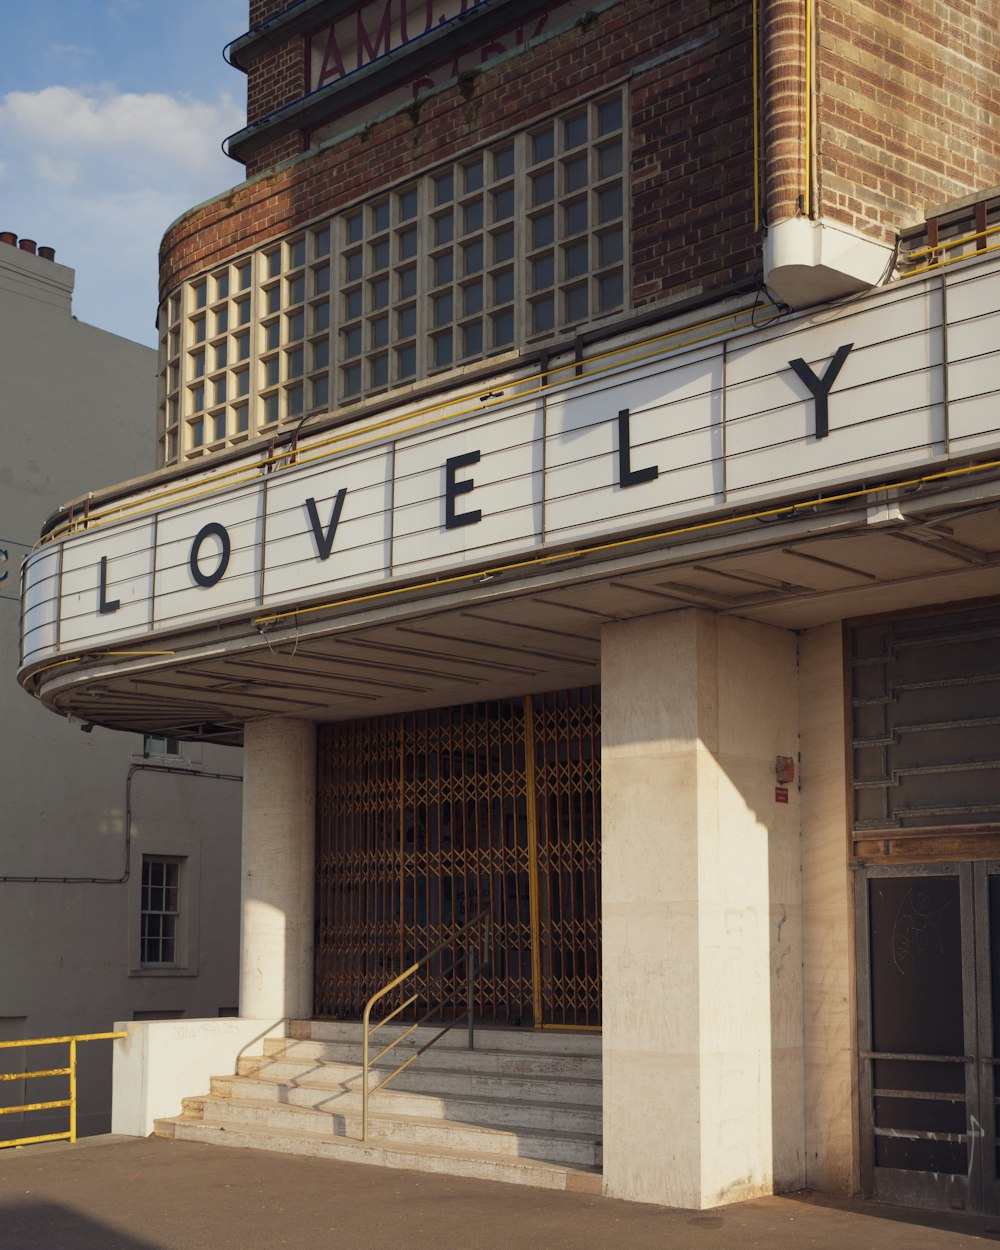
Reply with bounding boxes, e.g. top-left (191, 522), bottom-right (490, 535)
top-left (315, 687), bottom-right (600, 1028)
